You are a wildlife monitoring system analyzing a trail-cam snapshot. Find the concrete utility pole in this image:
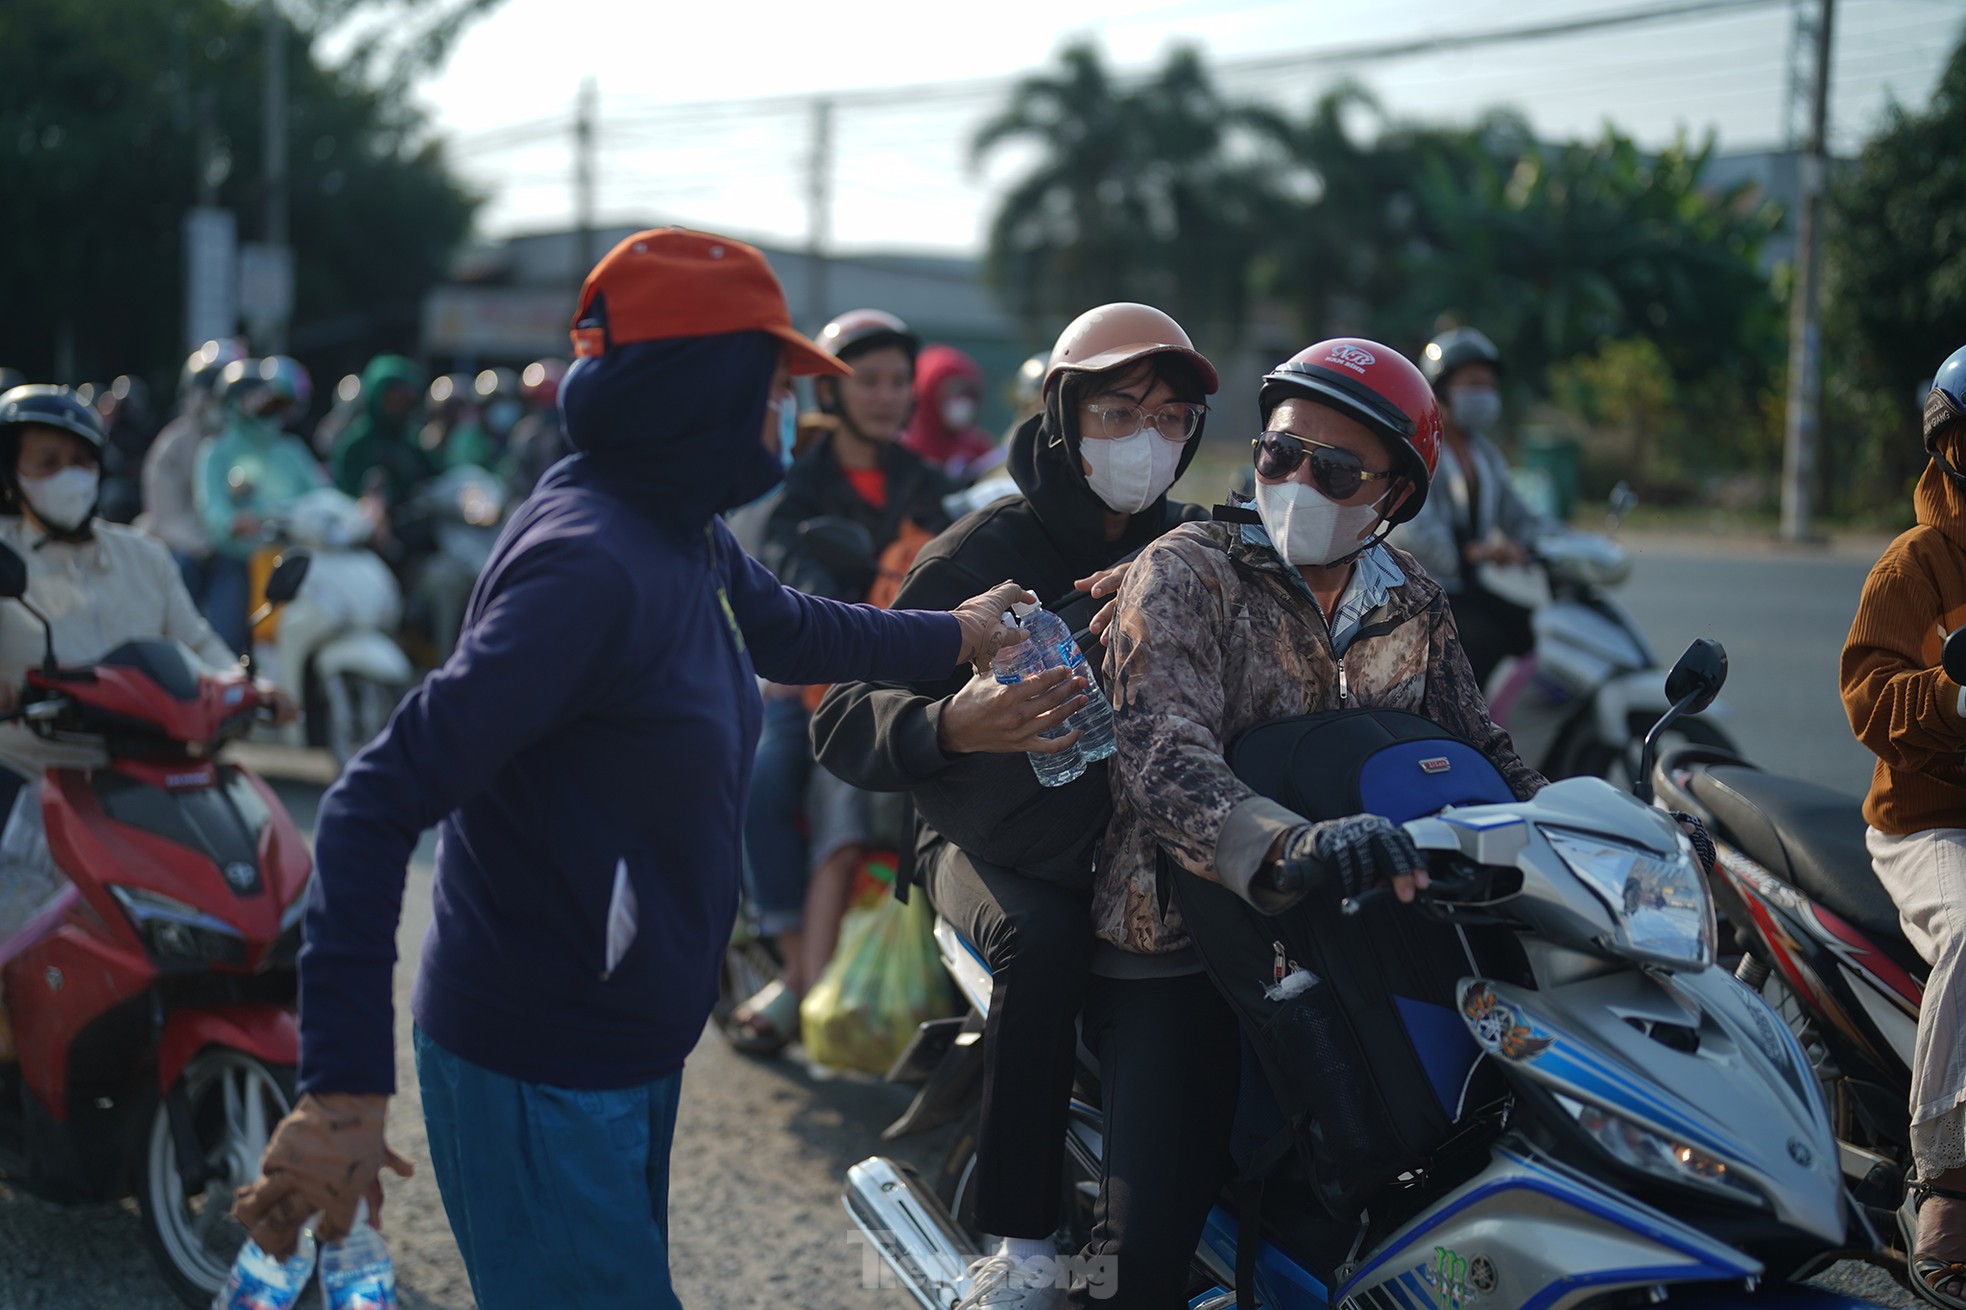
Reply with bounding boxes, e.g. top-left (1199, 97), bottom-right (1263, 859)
top-left (805, 98), bottom-right (834, 329)
top-left (1780, 0), bottom-right (1834, 542)
top-left (262, 0), bottom-right (289, 352)
top-left (575, 77), bottom-right (598, 279)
